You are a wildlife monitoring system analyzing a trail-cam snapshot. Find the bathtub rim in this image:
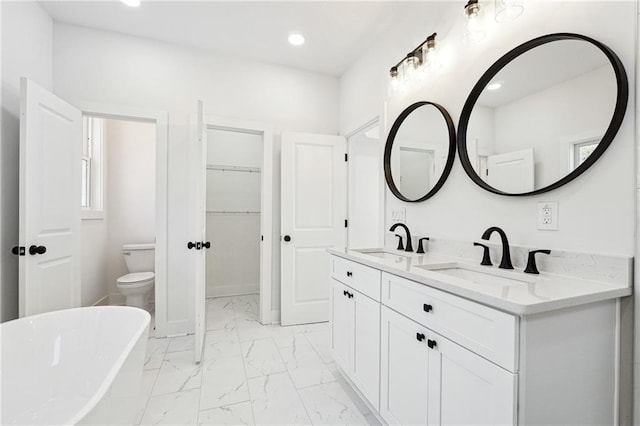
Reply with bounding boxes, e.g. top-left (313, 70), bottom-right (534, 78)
top-left (1, 306), bottom-right (151, 425)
